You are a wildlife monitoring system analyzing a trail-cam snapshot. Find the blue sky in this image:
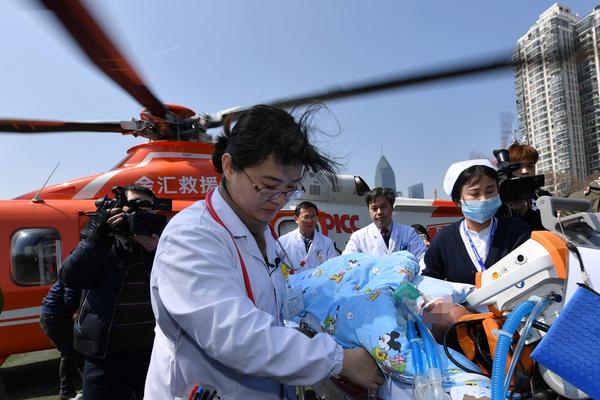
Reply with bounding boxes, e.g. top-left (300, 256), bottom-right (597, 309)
top-left (0, 1), bottom-right (594, 199)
